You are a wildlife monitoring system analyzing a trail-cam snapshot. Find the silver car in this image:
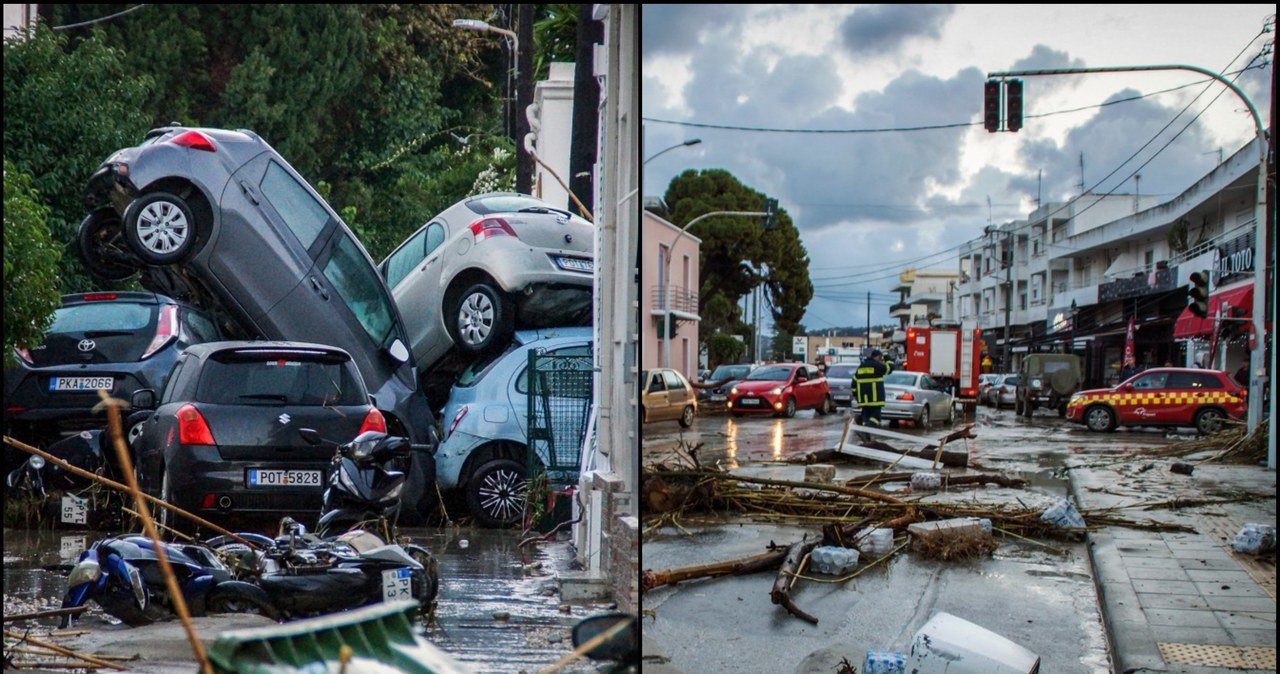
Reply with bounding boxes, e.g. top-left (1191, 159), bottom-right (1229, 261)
top-left (881, 371), bottom-right (954, 427)
top-left (985, 373), bottom-right (1019, 409)
top-left (379, 193), bottom-right (595, 372)
top-left (825, 363), bottom-right (857, 406)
